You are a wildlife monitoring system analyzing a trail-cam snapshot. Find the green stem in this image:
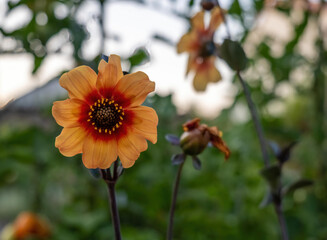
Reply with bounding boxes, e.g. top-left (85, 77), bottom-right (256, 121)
top-left (167, 162), bottom-right (185, 240)
top-left (106, 181), bottom-right (121, 240)
top-left (236, 71), bottom-right (270, 167)
top-left (274, 202), bottom-right (289, 240)
top-left (215, 0), bottom-right (290, 236)
top-left (101, 163), bottom-right (122, 240)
